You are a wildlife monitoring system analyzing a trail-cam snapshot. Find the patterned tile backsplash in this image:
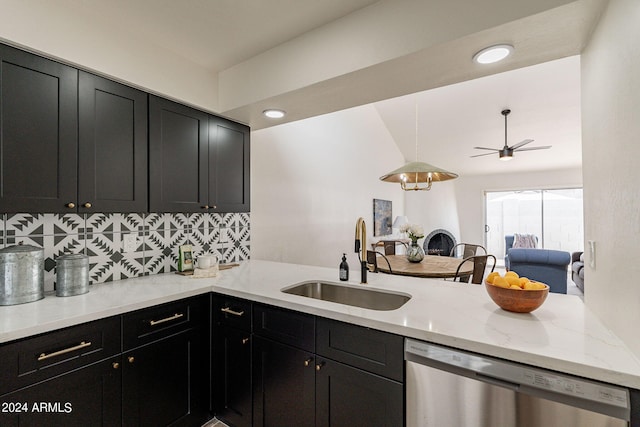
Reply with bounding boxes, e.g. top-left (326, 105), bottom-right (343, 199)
top-left (0, 212), bottom-right (250, 292)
